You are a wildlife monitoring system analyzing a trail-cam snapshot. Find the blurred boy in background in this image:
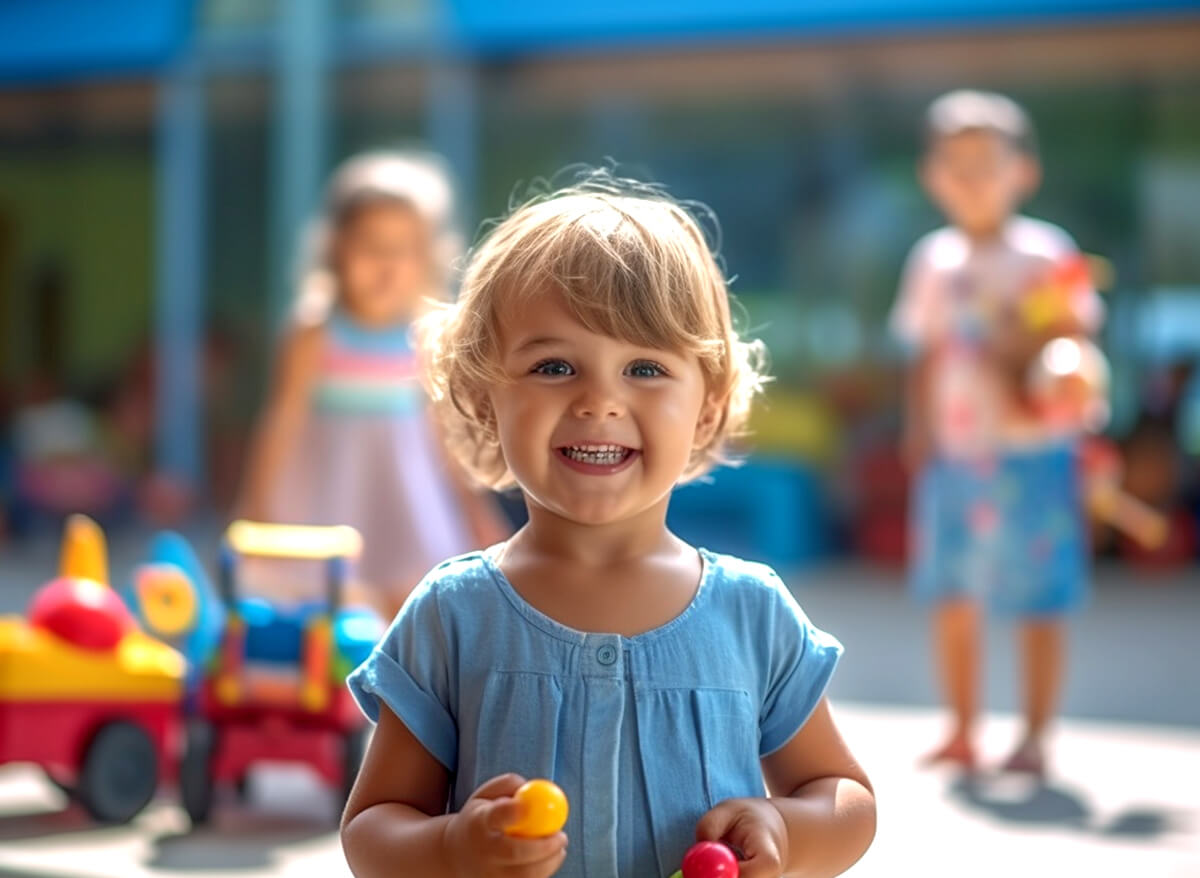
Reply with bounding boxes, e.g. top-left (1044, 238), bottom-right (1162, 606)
top-left (891, 90), bottom-right (1104, 776)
